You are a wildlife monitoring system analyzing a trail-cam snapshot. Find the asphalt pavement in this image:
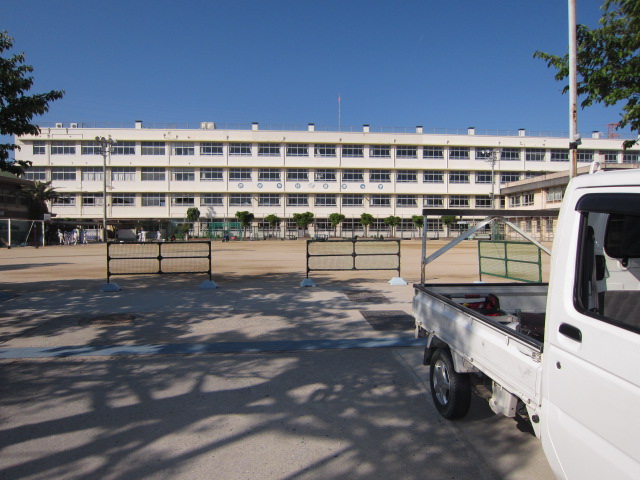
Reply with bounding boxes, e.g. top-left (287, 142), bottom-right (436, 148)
top-left (0, 265), bottom-right (555, 479)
